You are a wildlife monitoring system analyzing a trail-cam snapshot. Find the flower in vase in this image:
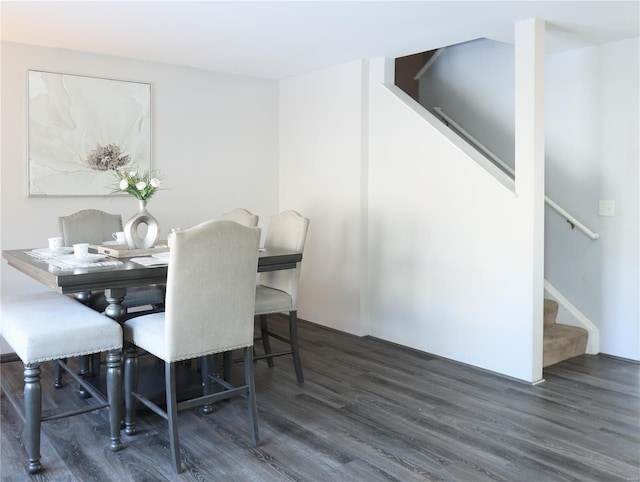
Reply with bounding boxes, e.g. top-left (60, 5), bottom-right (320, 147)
top-left (110, 168), bottom-right (163, 201)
